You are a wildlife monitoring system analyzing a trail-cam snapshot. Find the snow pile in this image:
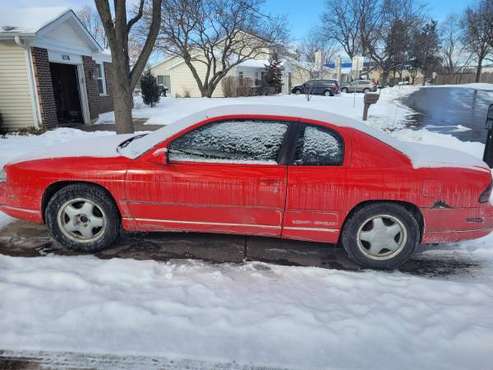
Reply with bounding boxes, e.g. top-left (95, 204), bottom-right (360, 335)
top-left (424, 83), bottom-right (493, 91)
top-left (0, 242), bottom-right (493, 370)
